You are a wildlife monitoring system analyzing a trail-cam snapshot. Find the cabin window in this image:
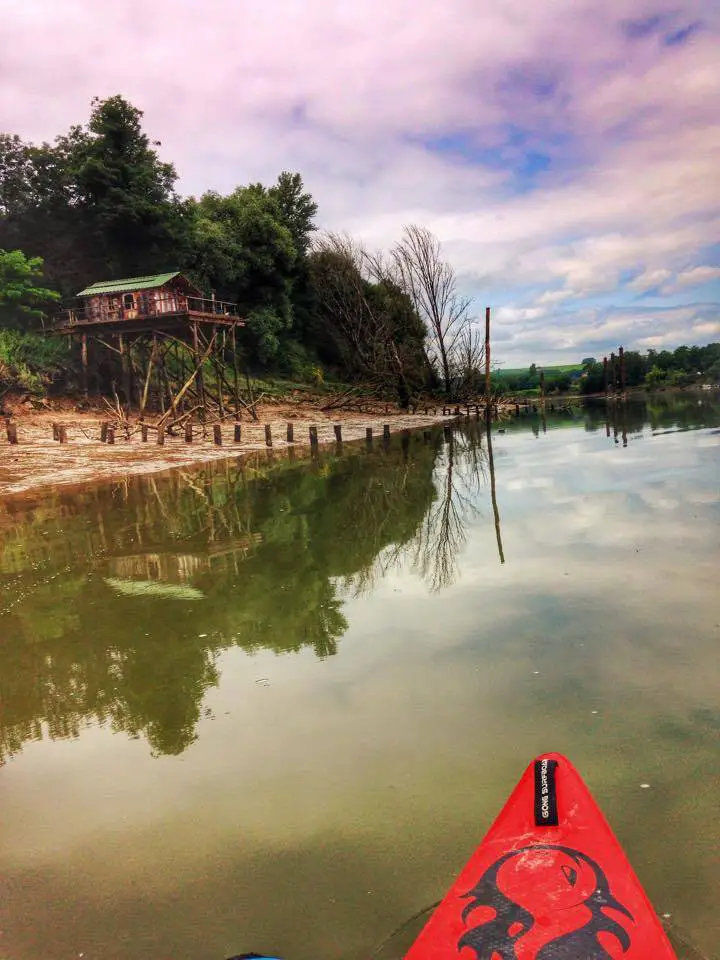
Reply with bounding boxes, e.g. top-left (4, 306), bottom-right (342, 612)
top-left (123, 293), bottom-right (134, 310)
